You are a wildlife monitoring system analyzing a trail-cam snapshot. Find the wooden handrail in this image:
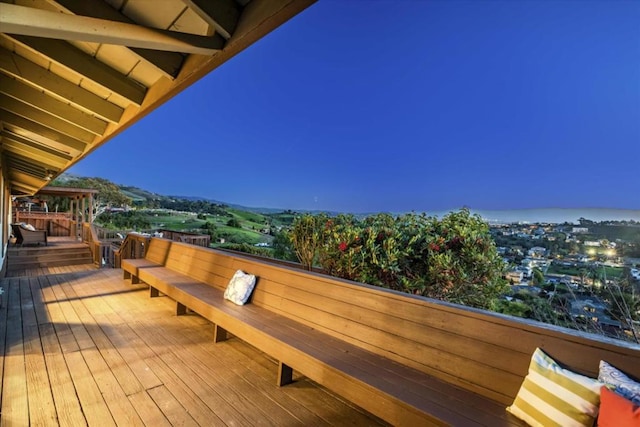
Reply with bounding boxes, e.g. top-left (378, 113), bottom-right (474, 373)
top-left (113, 232), bottom-right (150, 269)
top-left (82, 223), bottom-right (128, 268)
